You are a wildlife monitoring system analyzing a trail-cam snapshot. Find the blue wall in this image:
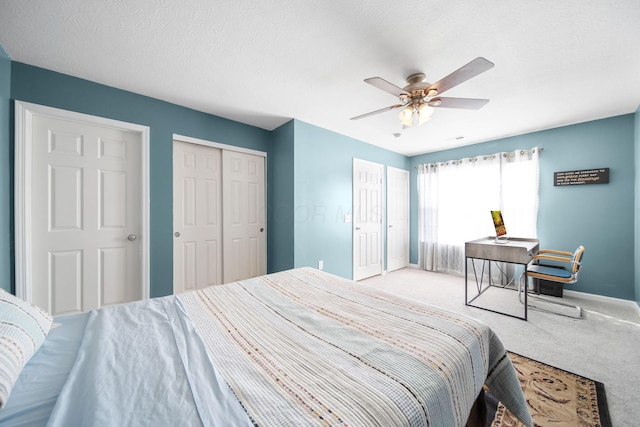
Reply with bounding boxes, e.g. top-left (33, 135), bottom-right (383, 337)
top-left (268, 120), bottom-right (295, 273)
top-left (2, 56), bottom-right (638, 303)
top-left (267, 119), bottom-right (411, 279)
top-left (292, 121), bottom-right (409, 279)
top-left (9, 62), bottom-right (271, 298)
top-left (0, 47), bottom-right (10, 292)
top-left (635, 105), bottom-right (640, 306)
top-left (410, 115), bottom-right (636, 300)
top-left (5, 62), bottom-right (411, 296)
